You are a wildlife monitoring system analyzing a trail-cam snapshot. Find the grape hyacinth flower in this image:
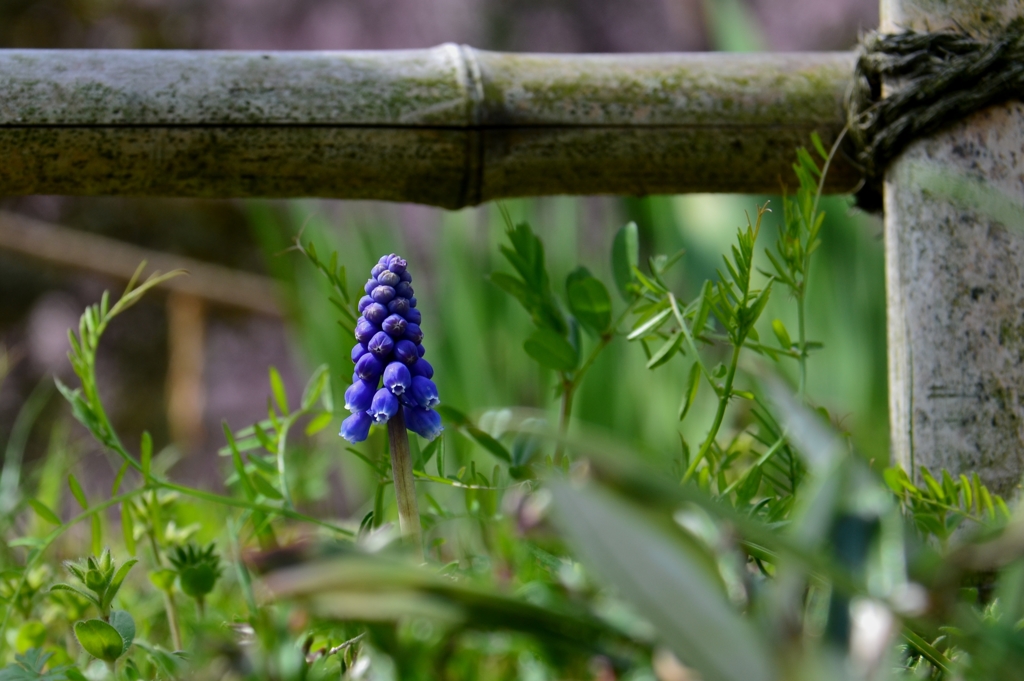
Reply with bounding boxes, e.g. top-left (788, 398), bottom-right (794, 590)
top-left (339, 253), bottom-right (443, 444)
